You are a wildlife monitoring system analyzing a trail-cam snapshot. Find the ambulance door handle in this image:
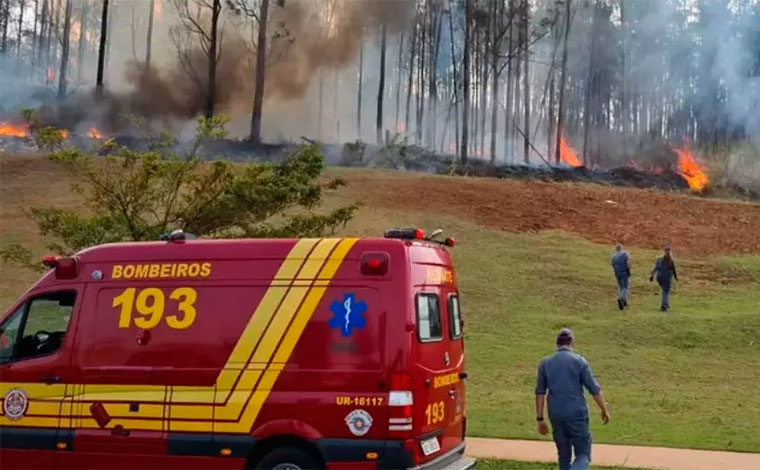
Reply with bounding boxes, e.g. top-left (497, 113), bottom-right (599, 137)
top-left (42, 375), bottom-right (61, 384)
top-left (448, 389), bottom-right (457, 398)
